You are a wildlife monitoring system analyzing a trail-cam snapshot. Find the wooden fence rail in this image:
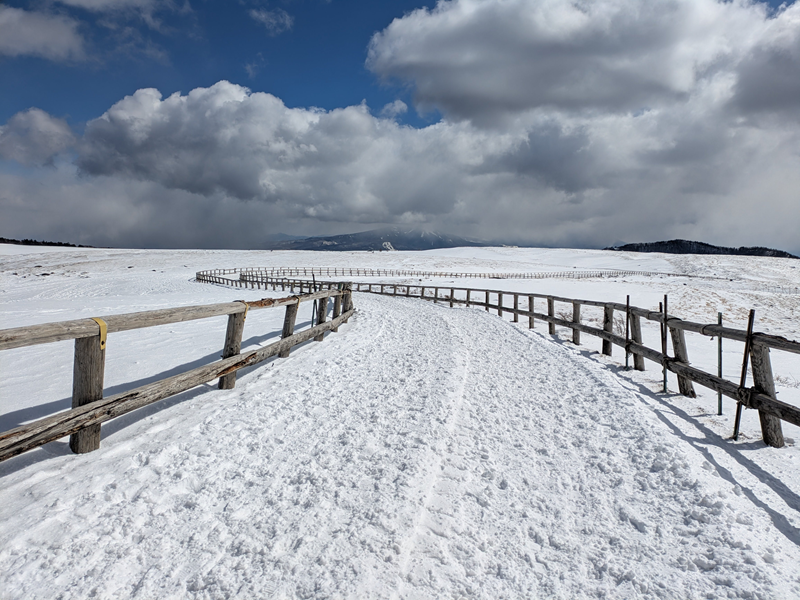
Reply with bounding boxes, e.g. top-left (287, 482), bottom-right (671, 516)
top-left (197, 271), bottom-right (799, 449)
top-left (341, 282), bottom-right (798, 448)
top-left (203, 270), bottom-right (799, 354)
top-left (0, 284), bottom-right (354, 462)
top-left (340, 283), bottom-right (800, 354)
